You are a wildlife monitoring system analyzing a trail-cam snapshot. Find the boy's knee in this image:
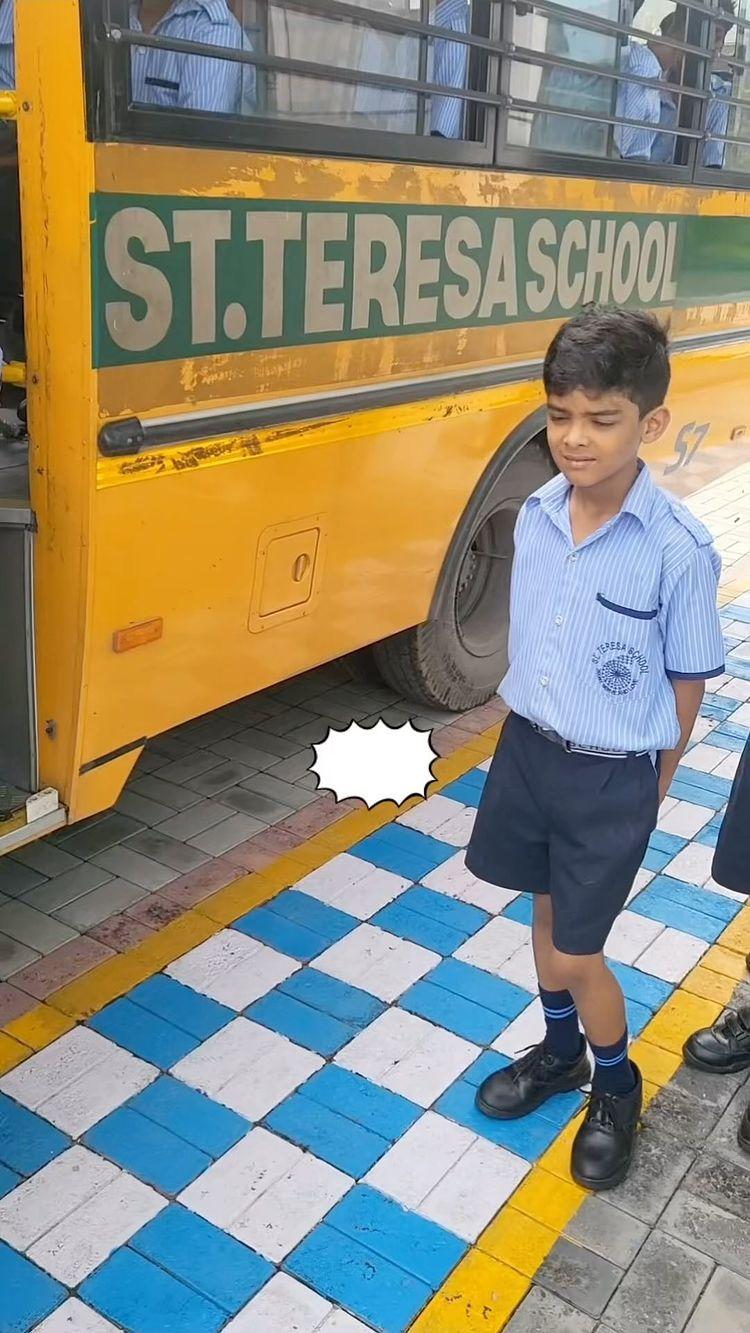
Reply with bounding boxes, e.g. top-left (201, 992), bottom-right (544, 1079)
top-left (551, 948), bottom-right (603, 990)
